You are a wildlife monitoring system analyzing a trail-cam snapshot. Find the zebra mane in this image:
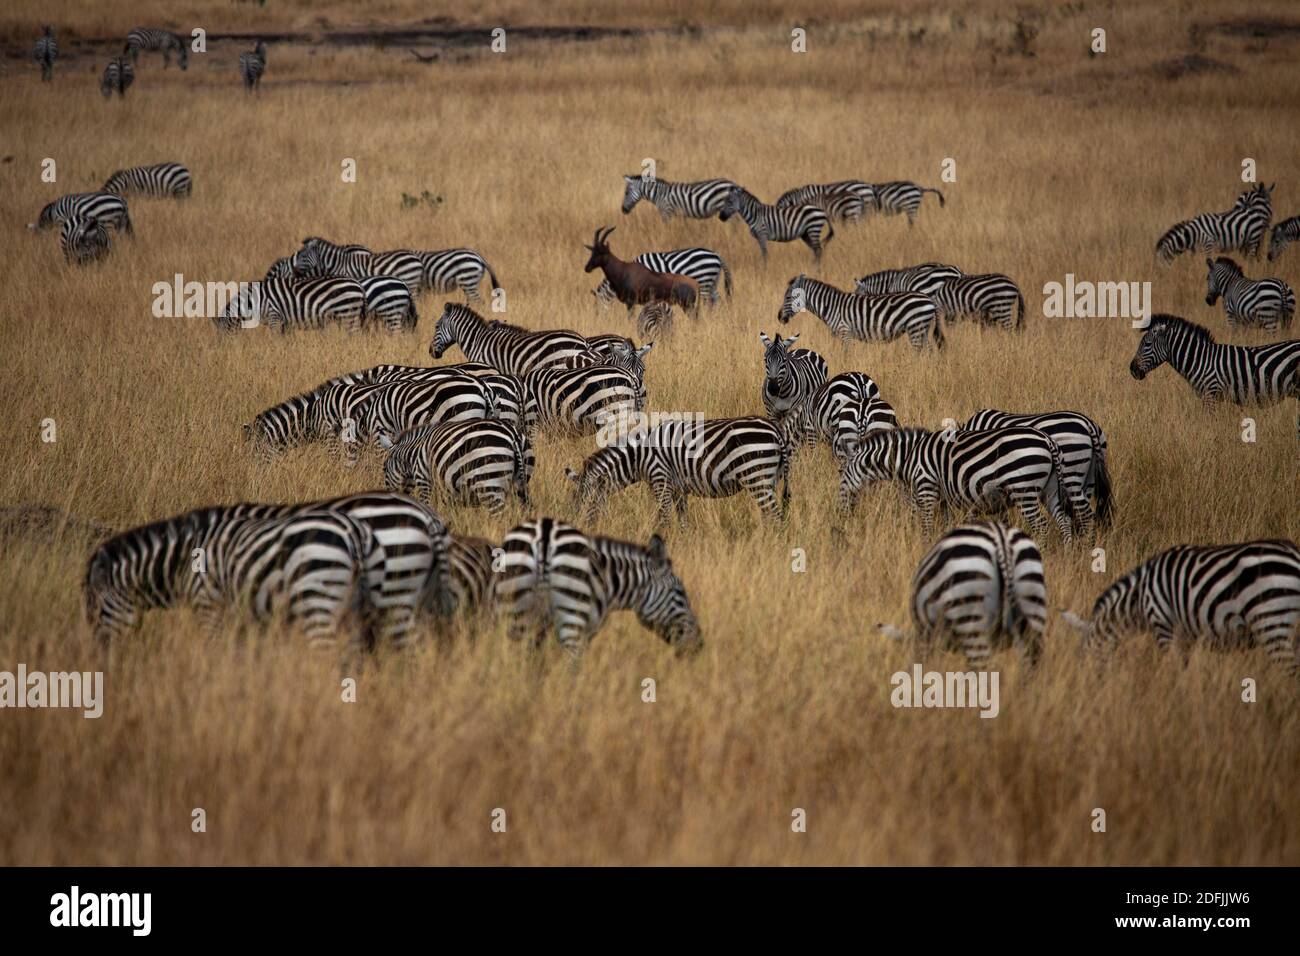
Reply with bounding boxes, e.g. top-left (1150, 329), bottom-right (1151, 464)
top-left (1210, 255), bottom-right (1242, 273)
top-left (484, 317), bottom-right (530, 334)
top-left (1146, 313), bottom-right (1213, 342)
